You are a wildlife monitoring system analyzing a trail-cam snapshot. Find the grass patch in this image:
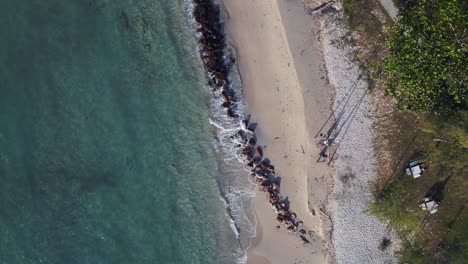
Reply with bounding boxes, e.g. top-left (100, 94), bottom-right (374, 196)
top-left (369, 112), bottom-right (468, 263)
top-left (342, 0), bottom-right (361, 29)
top-left (340, 0), bottom-right (467, 261)
top-left (340, 0), bottom-right (393, 90)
